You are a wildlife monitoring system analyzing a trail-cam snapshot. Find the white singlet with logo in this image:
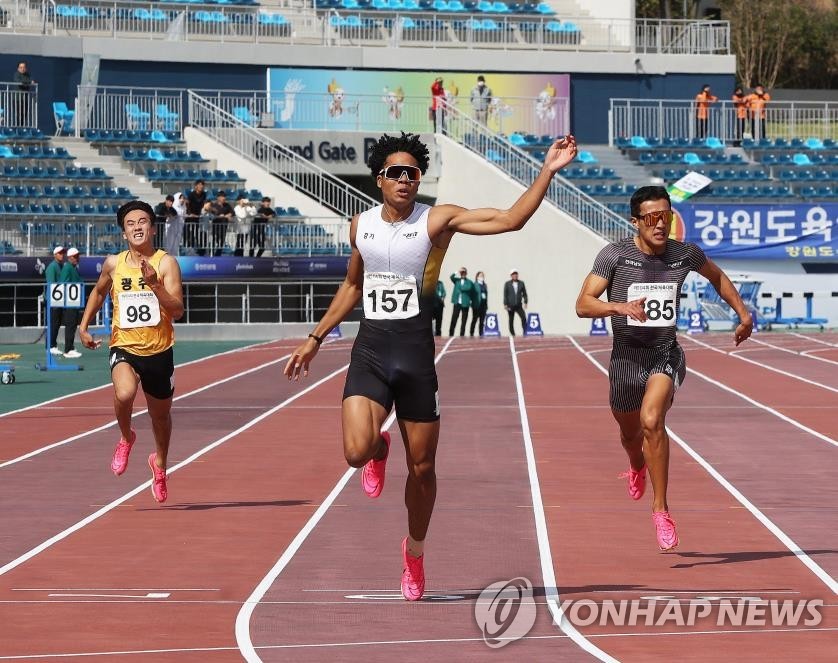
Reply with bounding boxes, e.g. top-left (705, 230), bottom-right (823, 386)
top-left (627, 282), bottom-right (678, 327)
top-left (355, 203), bottom-right (433, 321)
top-left (117, 290), bottom-right (161, 329)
